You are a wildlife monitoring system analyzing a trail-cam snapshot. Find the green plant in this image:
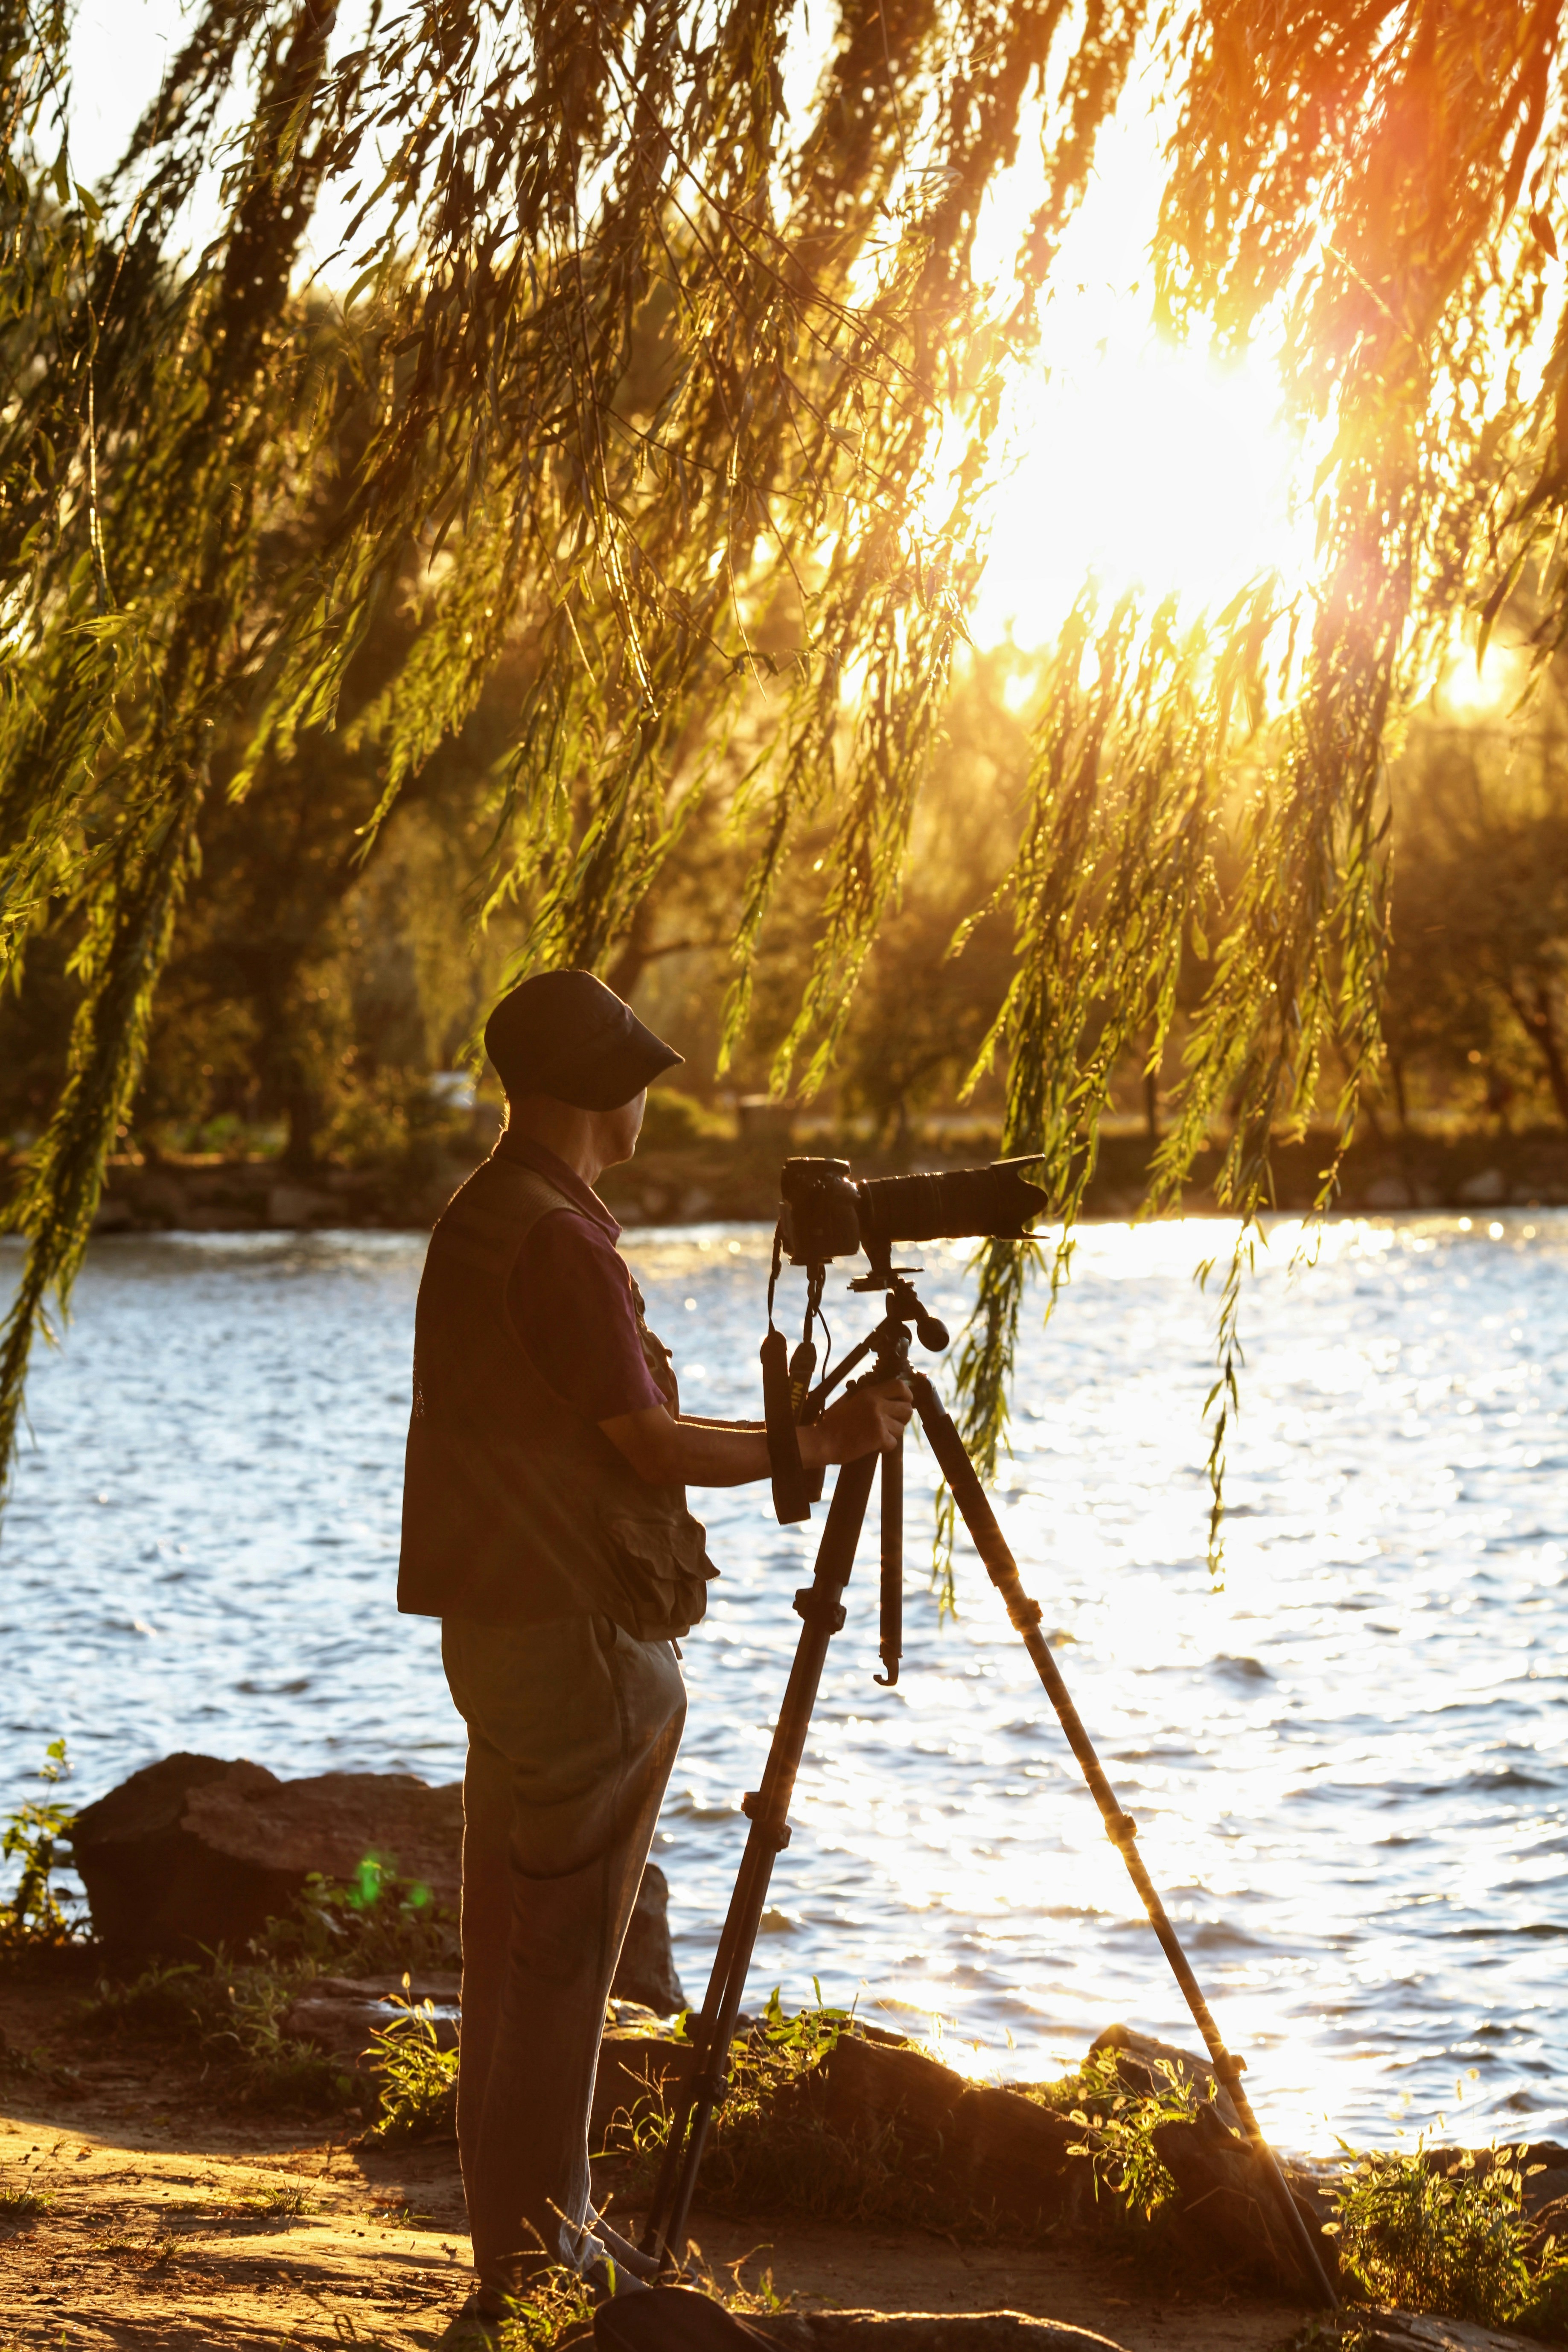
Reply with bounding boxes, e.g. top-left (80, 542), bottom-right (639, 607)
top-left (363, 1983), bottom-right (459, 2143)
top-left (1329, 2145), bottom-right (1568, 2332)
top-left (490, 2264), bottom-right (598, 2352)
top-left (615, 1996), bottom-right (991, 2236)
top-left (0, 2186), bottom-right (53, 2218)
top-left (234, 2177), bottom-right (316, 2219)
top-left (74, 1959), bottom-right (204, 2039)
top-left (253, 1861), bottom-right (458, 1979)
top-left (1061, 2052), bottom-right (1202, 2225)
top-left (0, 1740), bottom-right (81, 1956)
